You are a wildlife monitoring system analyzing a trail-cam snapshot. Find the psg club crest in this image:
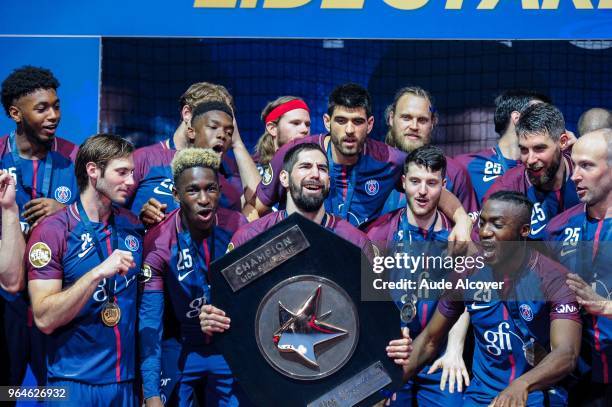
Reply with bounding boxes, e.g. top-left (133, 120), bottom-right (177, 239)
top-left (124, 235), bottom-right (140, 252)
top-left (54, 186), bottom-right (72, 204)
top-left (519, 304), bottom-right (534, 322)
top-left (364, 179), bottom-right (379, 196)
